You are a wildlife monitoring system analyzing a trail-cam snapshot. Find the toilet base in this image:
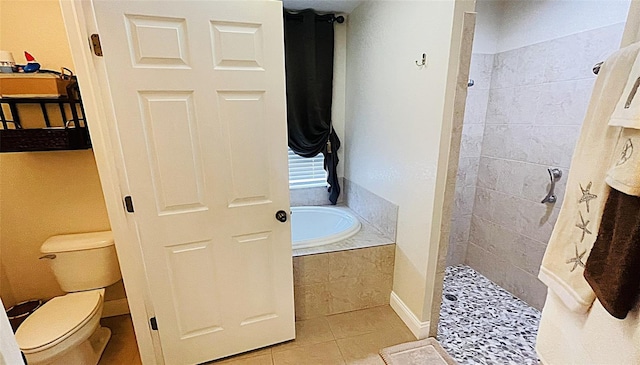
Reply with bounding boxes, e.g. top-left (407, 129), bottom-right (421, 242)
top-left (48, 326), bottom-right (111, 365)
